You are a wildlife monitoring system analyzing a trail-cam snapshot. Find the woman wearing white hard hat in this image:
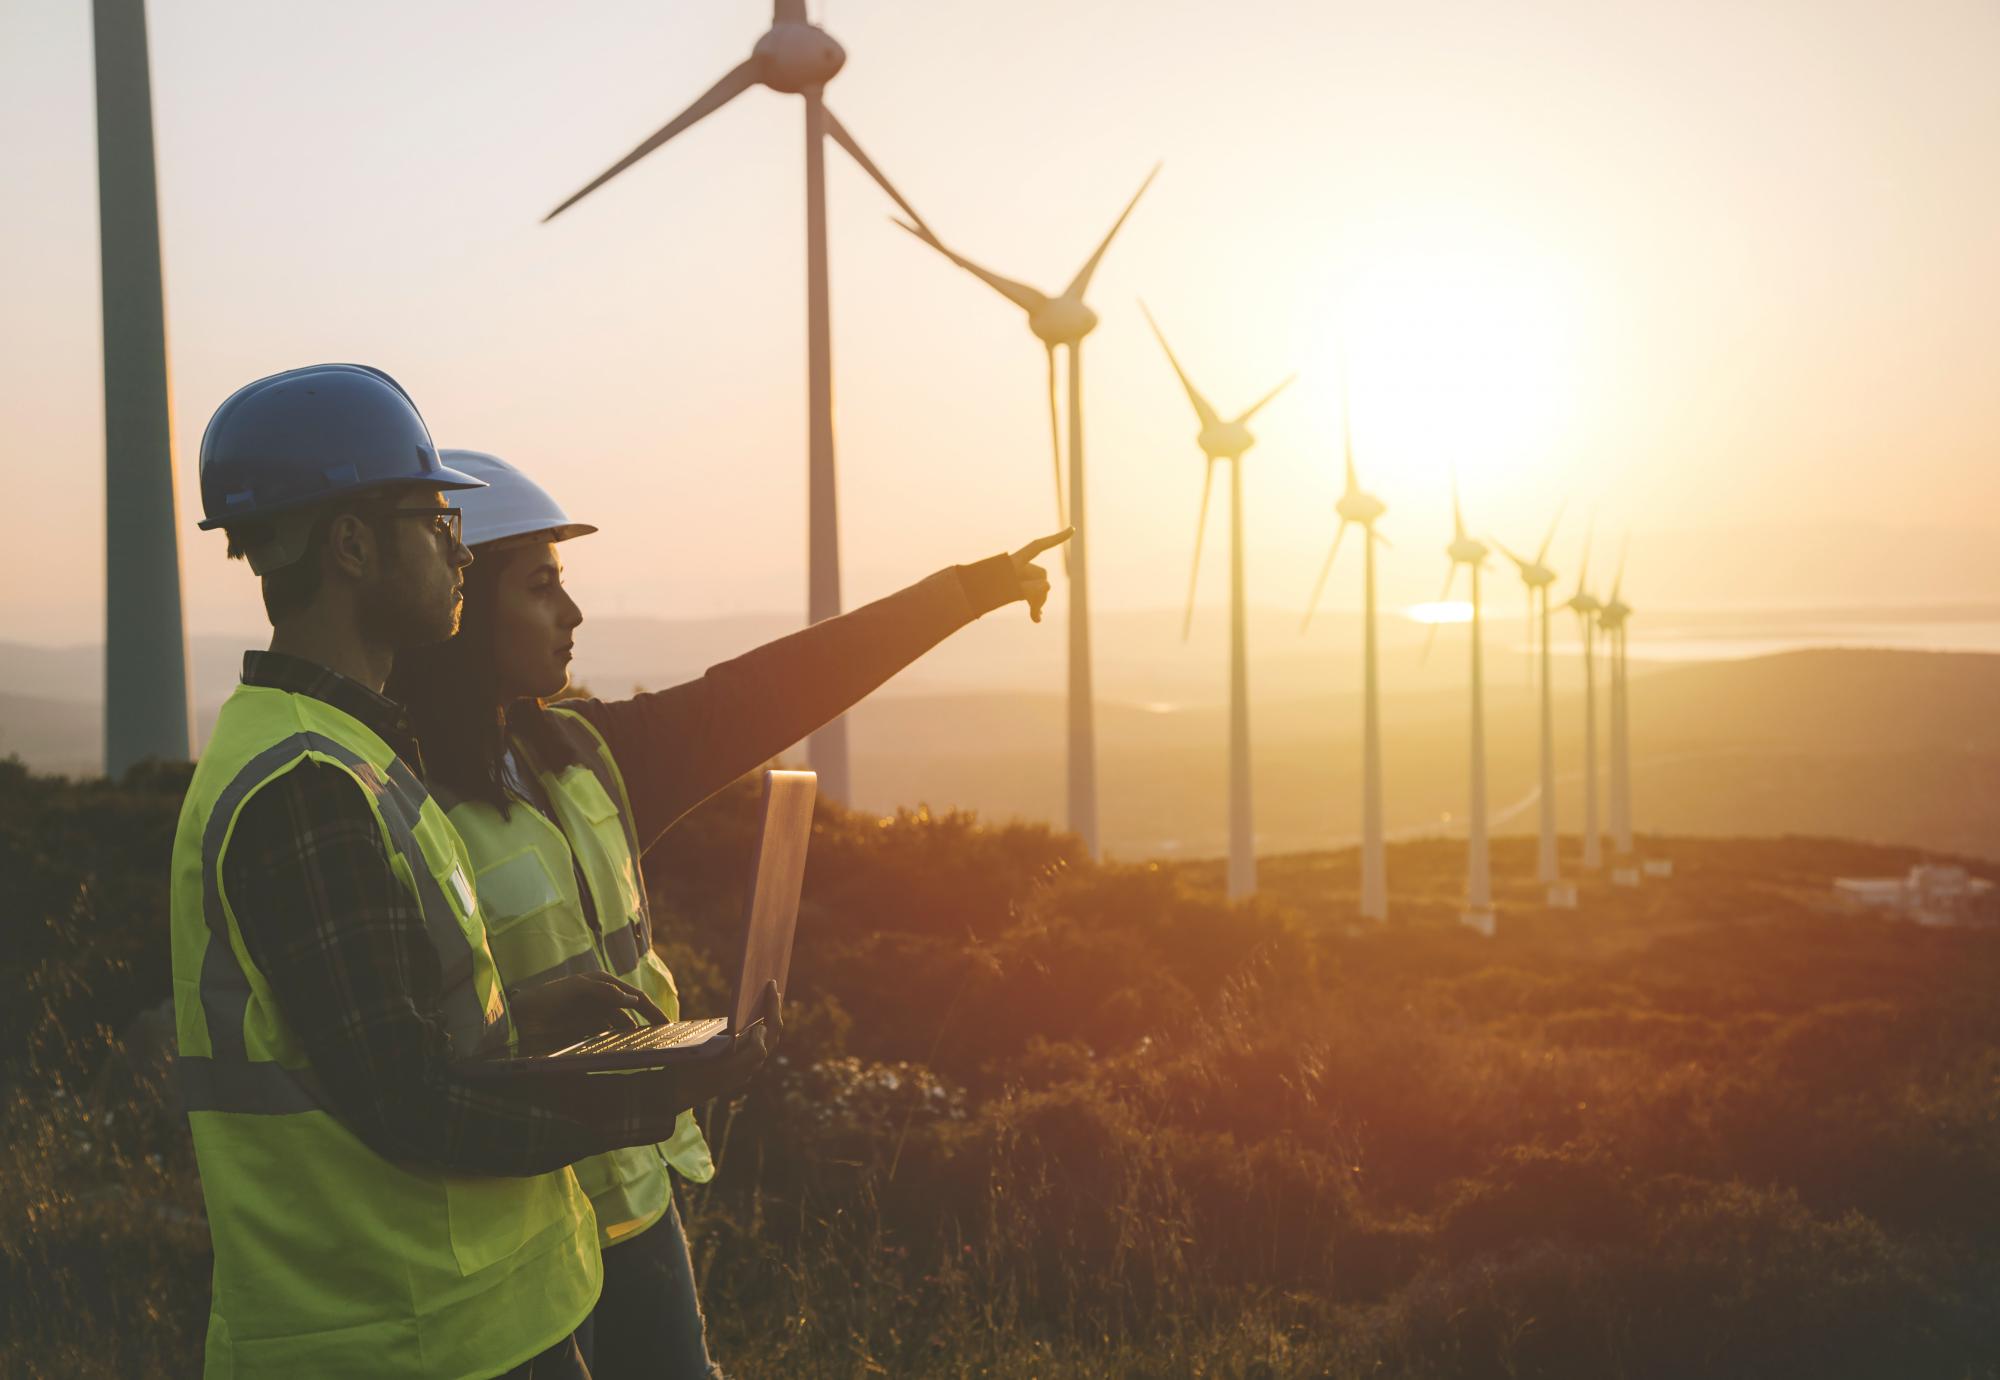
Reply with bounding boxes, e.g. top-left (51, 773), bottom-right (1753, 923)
top-left (387, 450), bottom-right (1067, 1378)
